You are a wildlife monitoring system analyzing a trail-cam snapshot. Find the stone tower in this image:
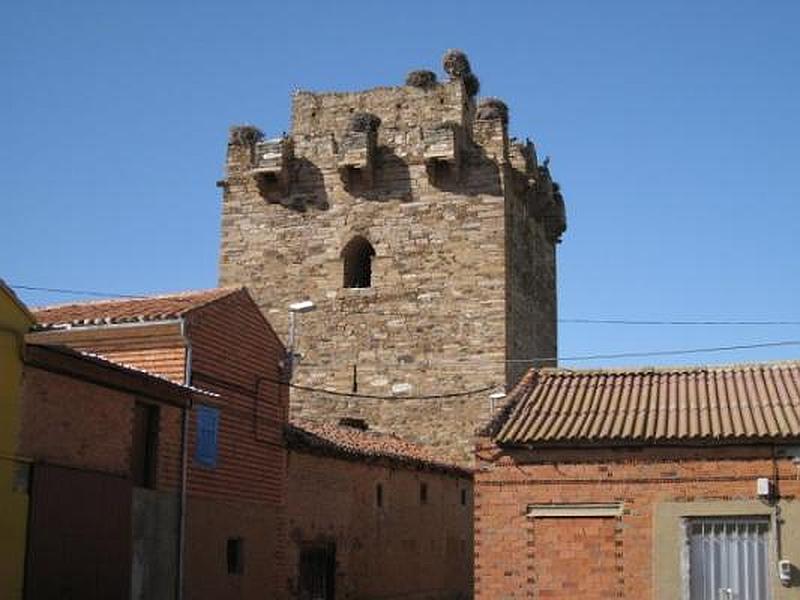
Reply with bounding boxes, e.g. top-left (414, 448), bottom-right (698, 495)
top-left (218, 51), bottom-right (566, 463)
